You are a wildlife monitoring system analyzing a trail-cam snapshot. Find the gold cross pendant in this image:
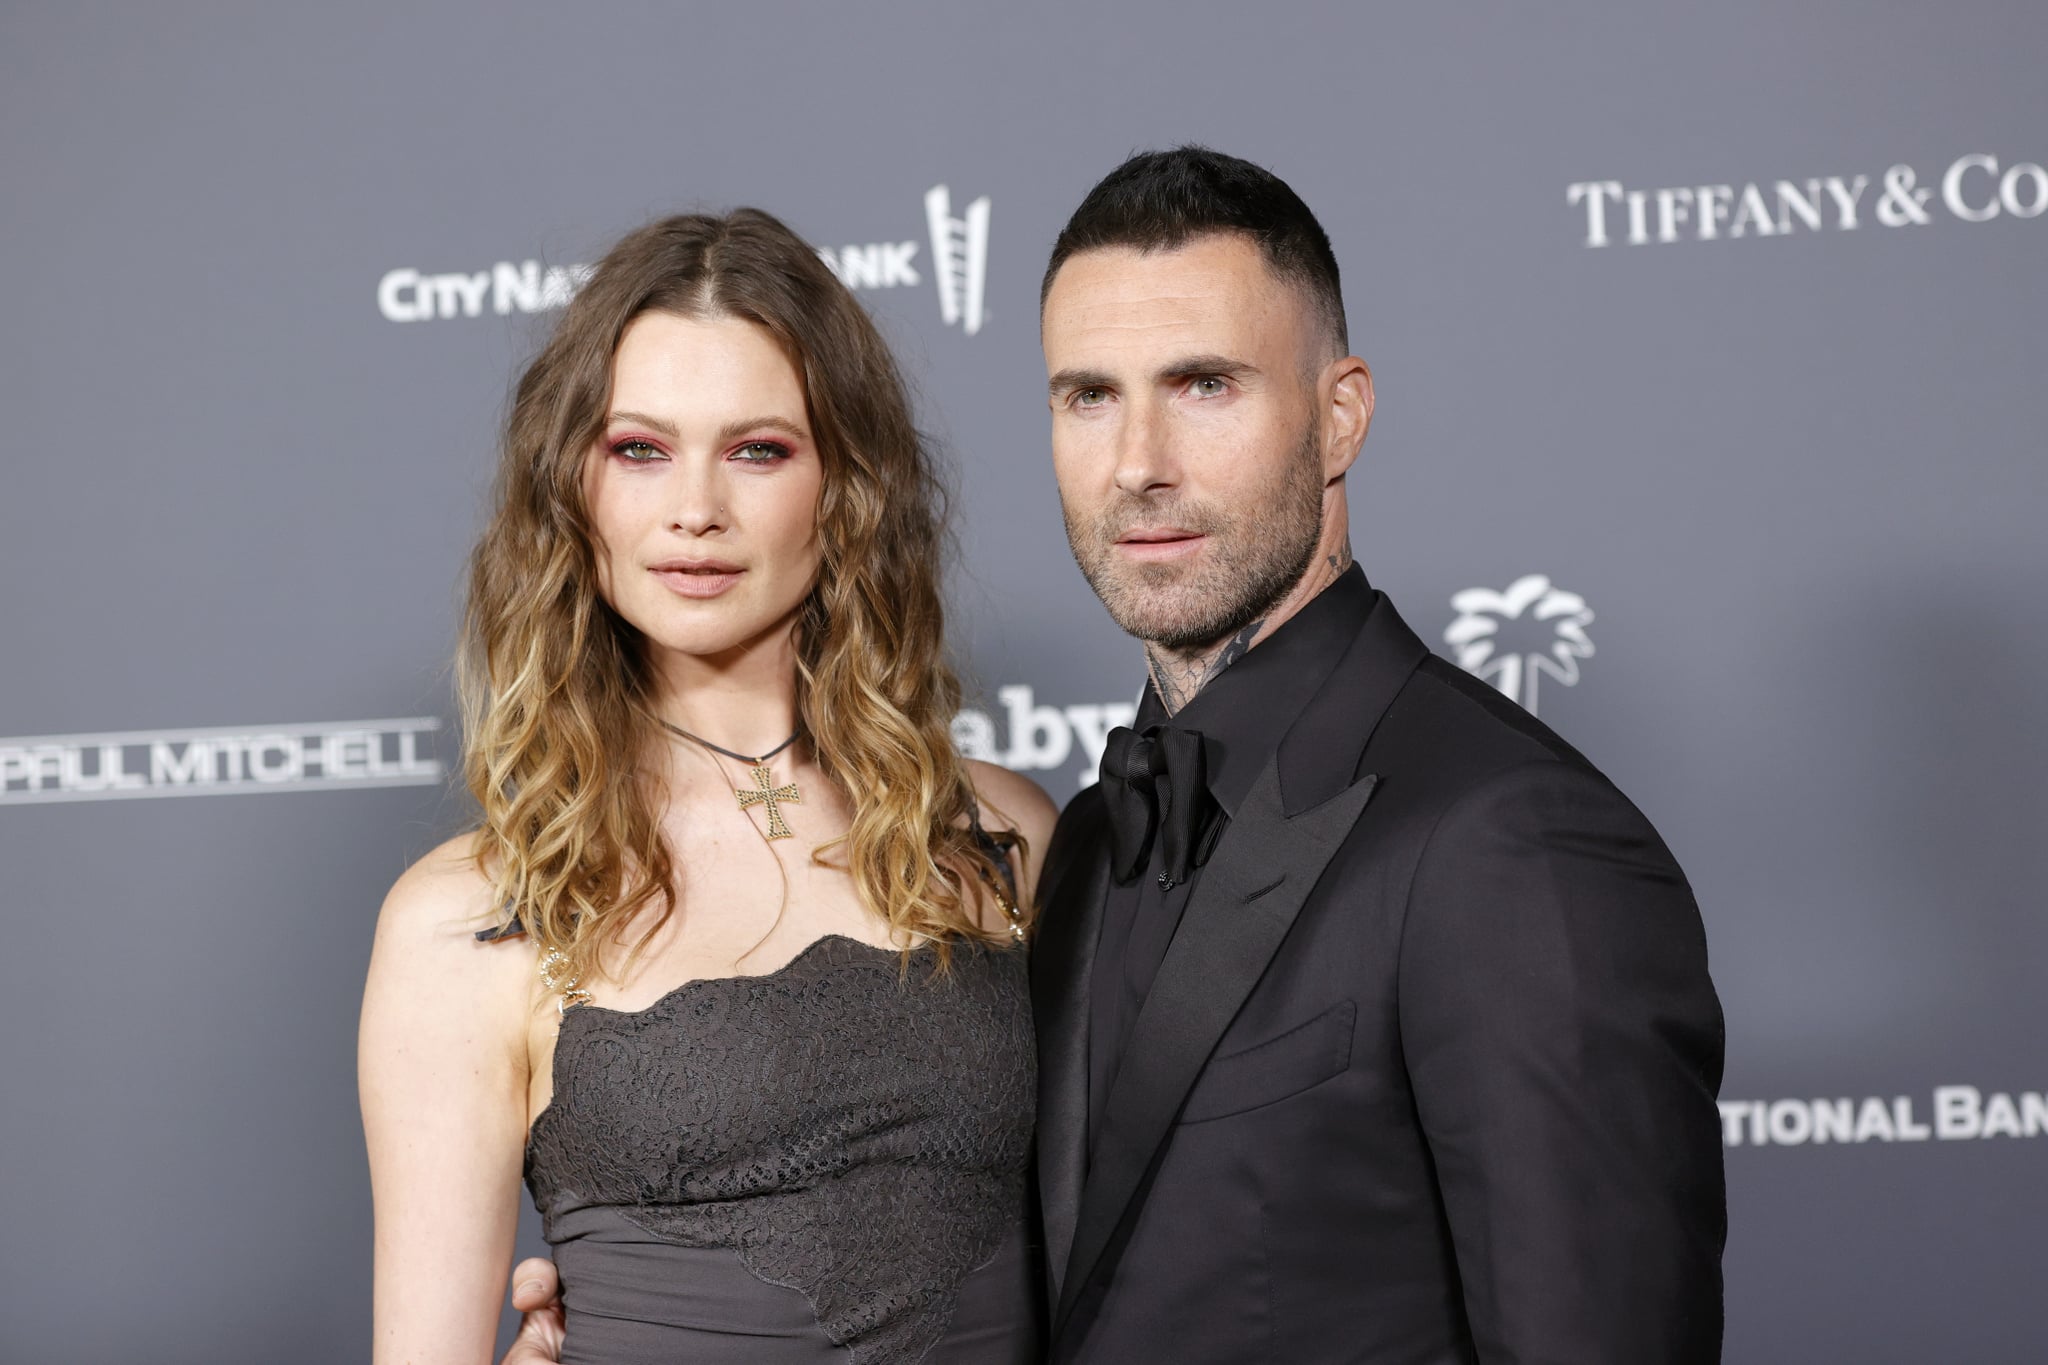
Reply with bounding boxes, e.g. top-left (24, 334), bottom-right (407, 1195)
top-left (734, 765), bottom-right (802, 839)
